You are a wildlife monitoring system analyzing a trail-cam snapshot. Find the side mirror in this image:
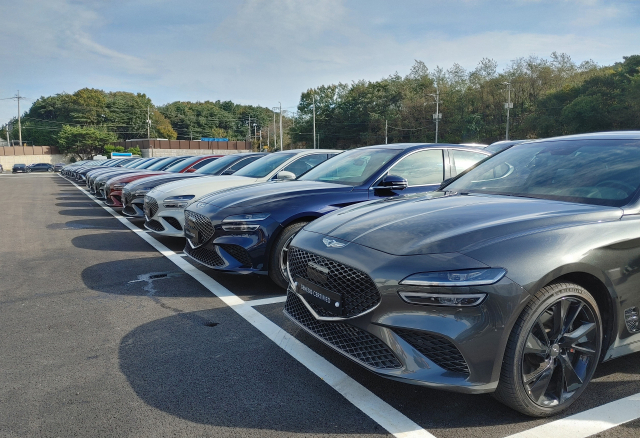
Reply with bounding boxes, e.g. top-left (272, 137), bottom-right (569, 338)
top-left (276, 170), bottom-right (296, 181)
top-left (185, 168), bottom-right (197, 173)
top-left (221, 169), bottom-right (235, 175)
top-left (378, 174), bottom-right (408, 191)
